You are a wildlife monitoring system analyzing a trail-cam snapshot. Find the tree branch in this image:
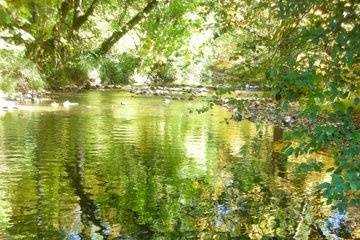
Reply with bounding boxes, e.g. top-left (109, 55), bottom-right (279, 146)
top-left (96, 0), bottom-right (159, 56)
top-left (72, 0), bottom-right (99, 31)
top-left (60, 0), bottom-right (73, 22)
